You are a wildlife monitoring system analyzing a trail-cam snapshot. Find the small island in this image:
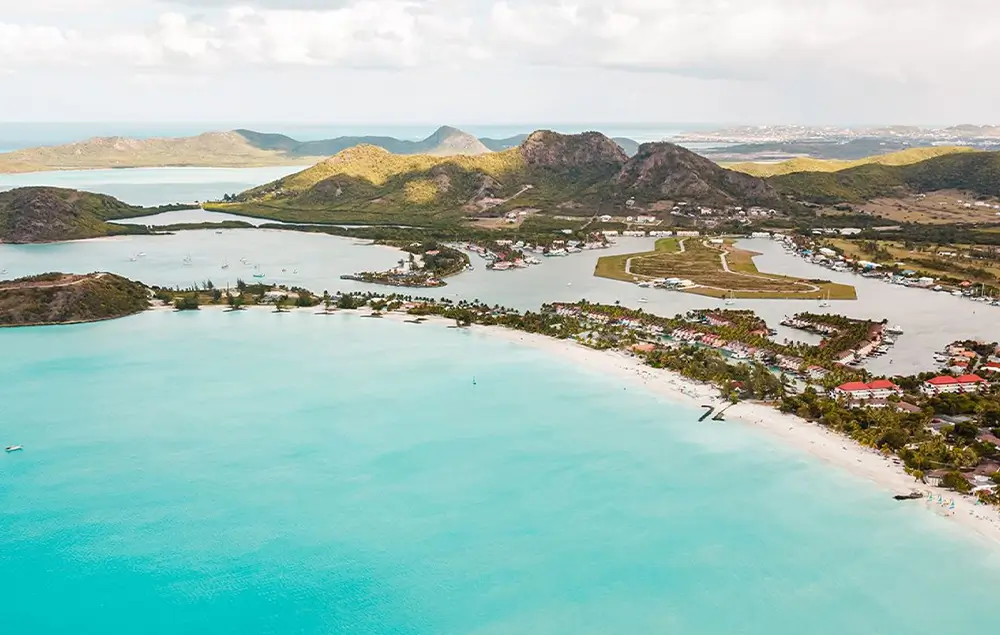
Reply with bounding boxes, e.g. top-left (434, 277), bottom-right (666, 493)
top-left (341, 241), bottom-right (468, 288)
top-left (0, 272), bottom-right (149, 327)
